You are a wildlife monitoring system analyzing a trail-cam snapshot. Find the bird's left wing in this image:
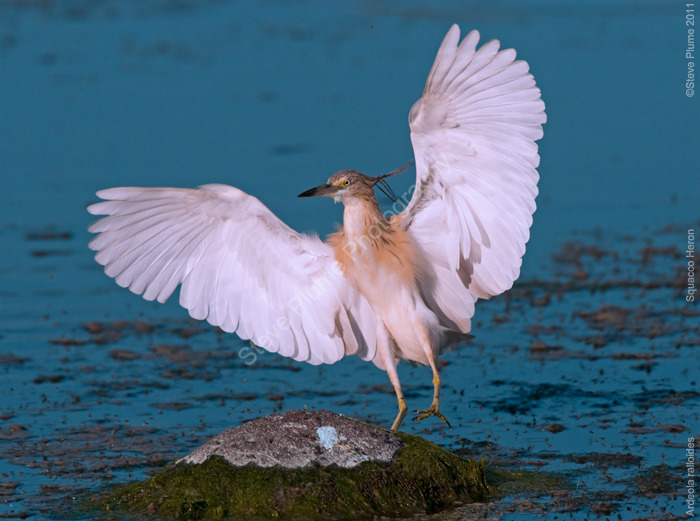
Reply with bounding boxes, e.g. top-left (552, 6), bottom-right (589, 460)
top-left (400, 25), bottom-right (546, 333)
top-left (88, 185), bottom-right (377, 365)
